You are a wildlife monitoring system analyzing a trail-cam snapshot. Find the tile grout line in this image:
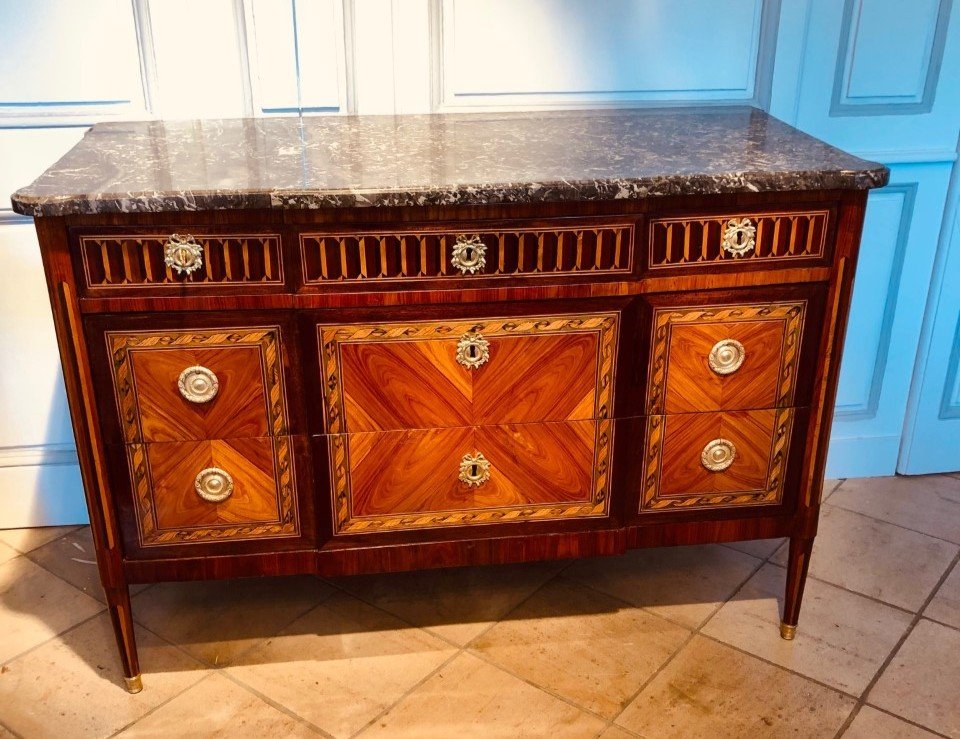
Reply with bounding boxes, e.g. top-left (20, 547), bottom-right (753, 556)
top-left (349, 559), bottom-right (593, 737)
top-left (0, 525), bottom-right (82, 556)
top-left (825, 499), bottom-right (960, 547)
top-left (601, 545), bottom-right (776, 733)
top-left (763, 559), bottom-right (936, 618)
top-left (845, 703), bottom-right (953, 739)
top-left (130, 575), bottom-right (338, 670)
top-left (0, 716), bottom-right (25, 739)
top-left (832, 547), bottom-right (960, 739)
top-left (105, 671), bottom-right (219, 739)
top-left (217, 669), bottom-right (336, 738)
